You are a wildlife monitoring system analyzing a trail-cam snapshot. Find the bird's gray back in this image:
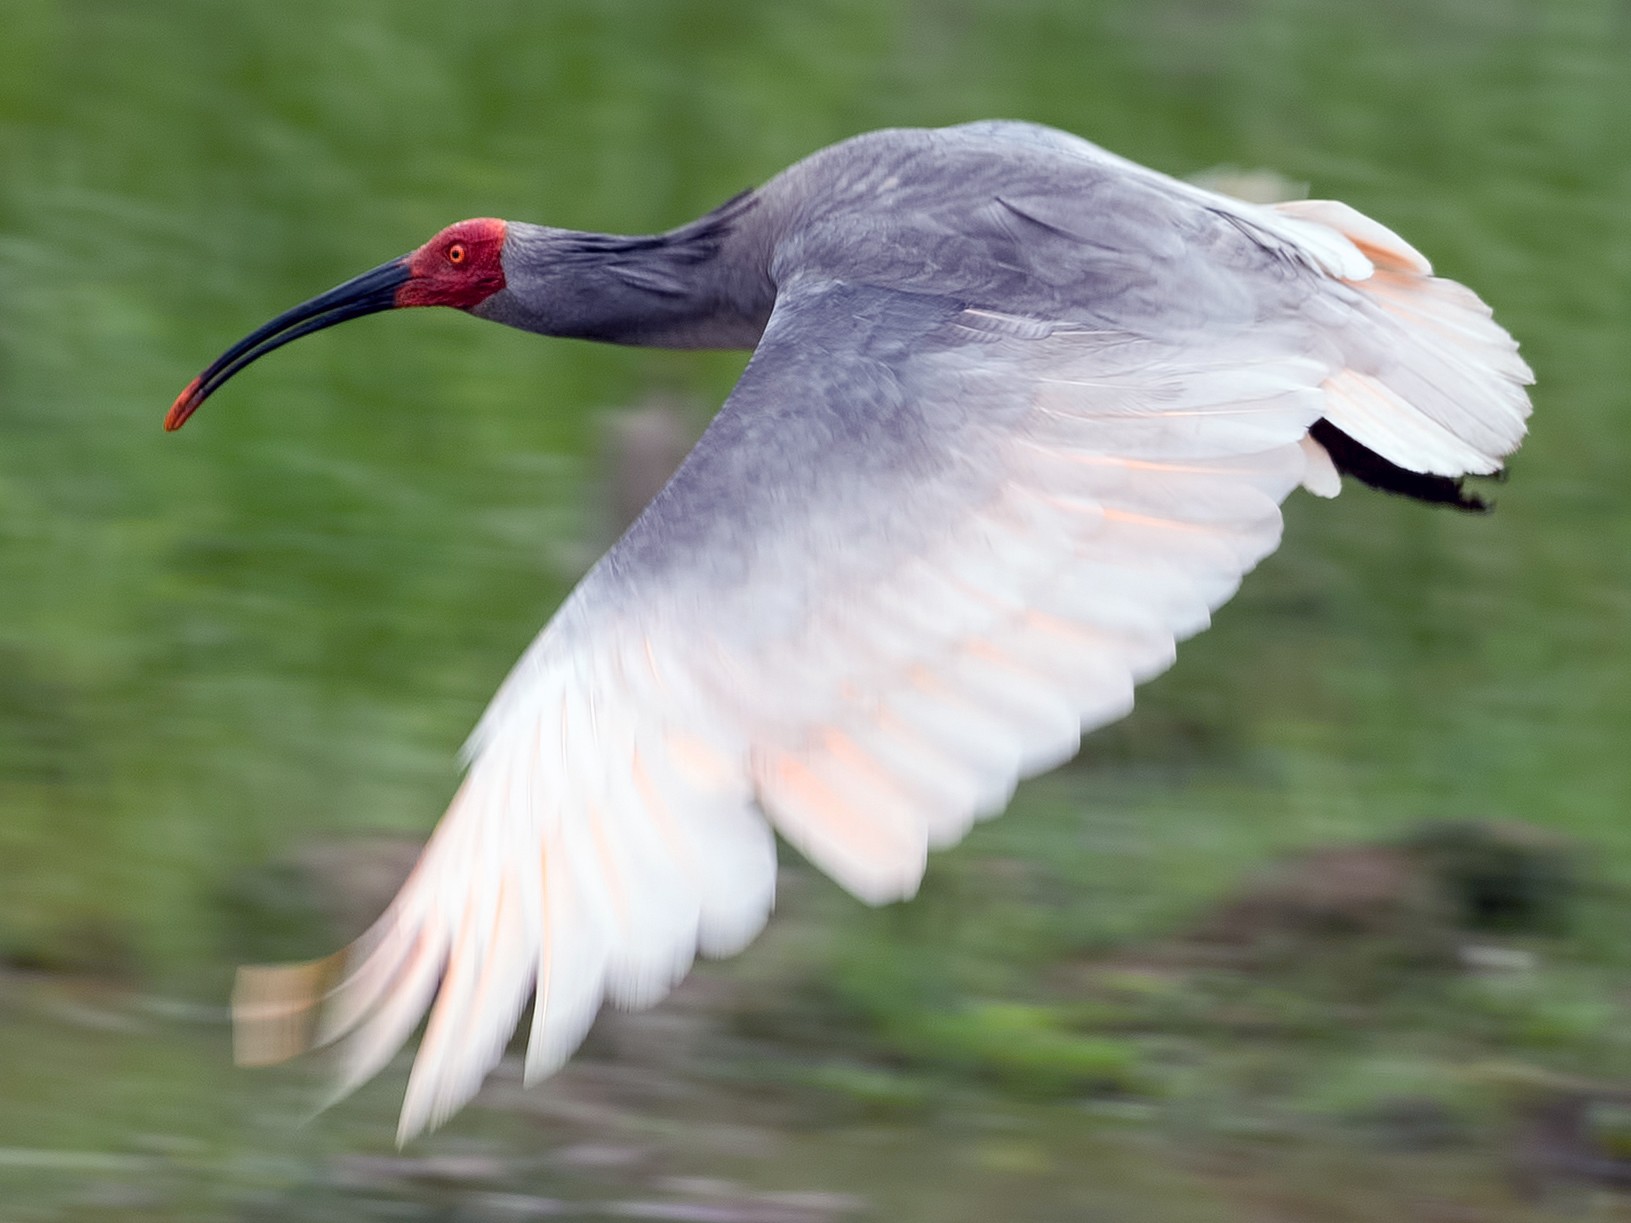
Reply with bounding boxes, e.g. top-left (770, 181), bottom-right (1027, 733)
top-left (750, 122), bottom-right (1319, 338)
